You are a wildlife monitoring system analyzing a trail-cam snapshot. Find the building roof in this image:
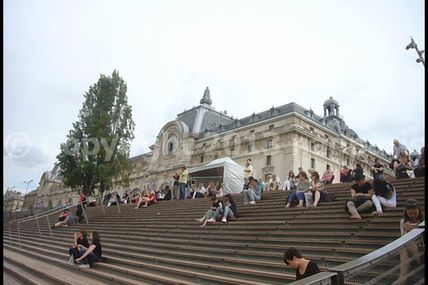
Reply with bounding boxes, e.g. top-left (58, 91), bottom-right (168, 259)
top-left (323, 96), bottom-right (340, 107)
top-left (128, 93), bottom-right (392, 161)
